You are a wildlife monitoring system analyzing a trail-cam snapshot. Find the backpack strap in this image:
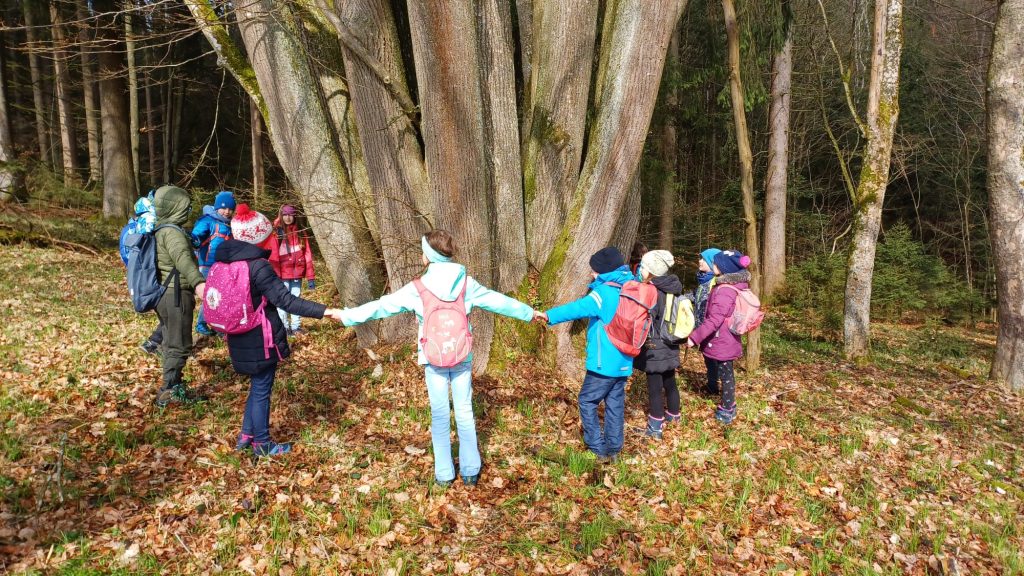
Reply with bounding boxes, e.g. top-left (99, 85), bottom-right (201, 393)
top-left (200, 221), bottom-right (231, 248)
